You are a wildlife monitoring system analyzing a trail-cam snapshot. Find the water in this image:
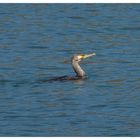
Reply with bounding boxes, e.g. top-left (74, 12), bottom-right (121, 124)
top-left (0, 4), bottom-right (140, 136)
